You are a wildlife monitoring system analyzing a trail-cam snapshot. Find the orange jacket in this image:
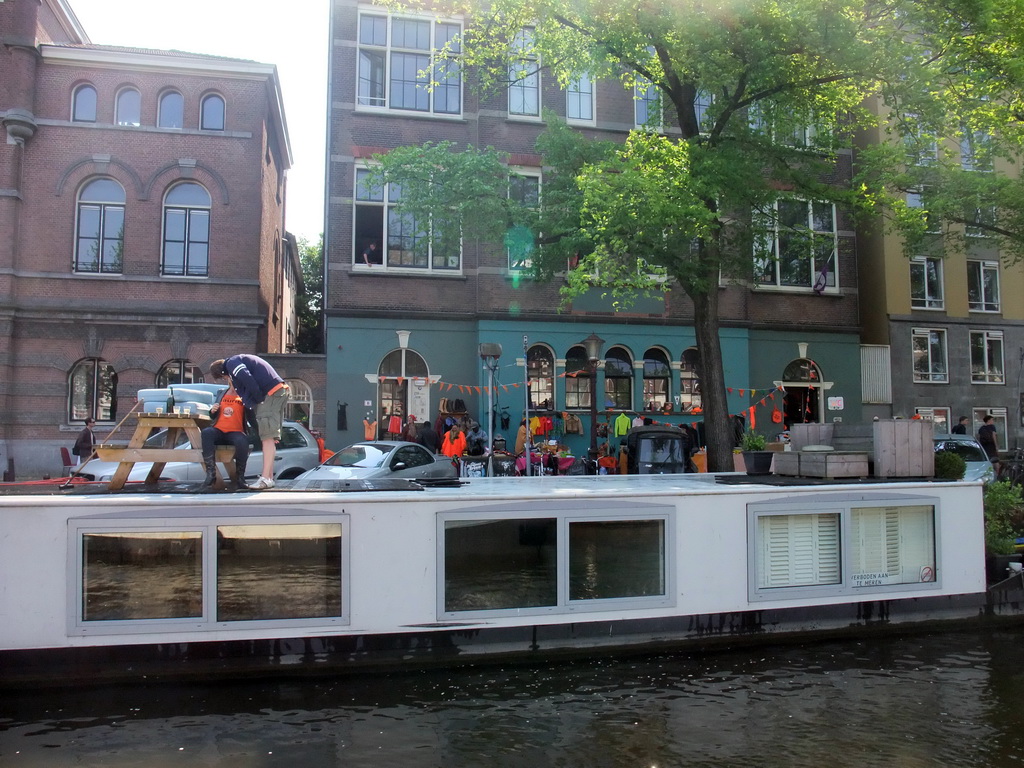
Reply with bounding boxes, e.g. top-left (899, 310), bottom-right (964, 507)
top-left (441, 430), bottom-right (466, 458)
